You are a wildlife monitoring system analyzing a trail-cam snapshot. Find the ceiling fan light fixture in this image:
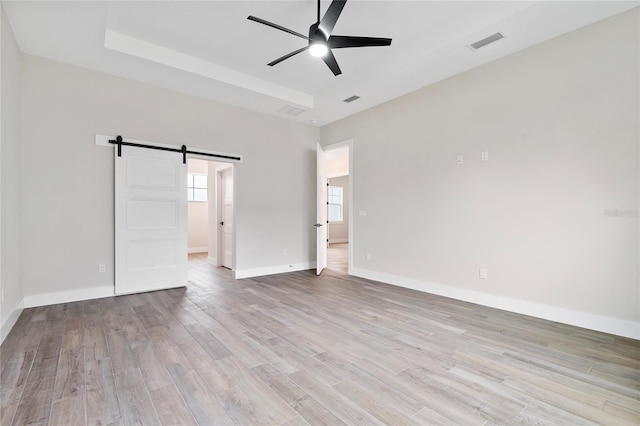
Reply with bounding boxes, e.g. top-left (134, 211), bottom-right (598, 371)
top-left (309, 42), bottom-right (328, 57)
top-left (248, 0), bottom-right (392, 76)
